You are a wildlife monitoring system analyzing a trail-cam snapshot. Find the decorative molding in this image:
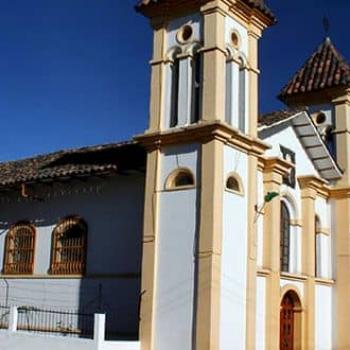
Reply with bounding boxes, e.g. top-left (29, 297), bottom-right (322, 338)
top-left (135, 121), bottom-right (270, 156)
